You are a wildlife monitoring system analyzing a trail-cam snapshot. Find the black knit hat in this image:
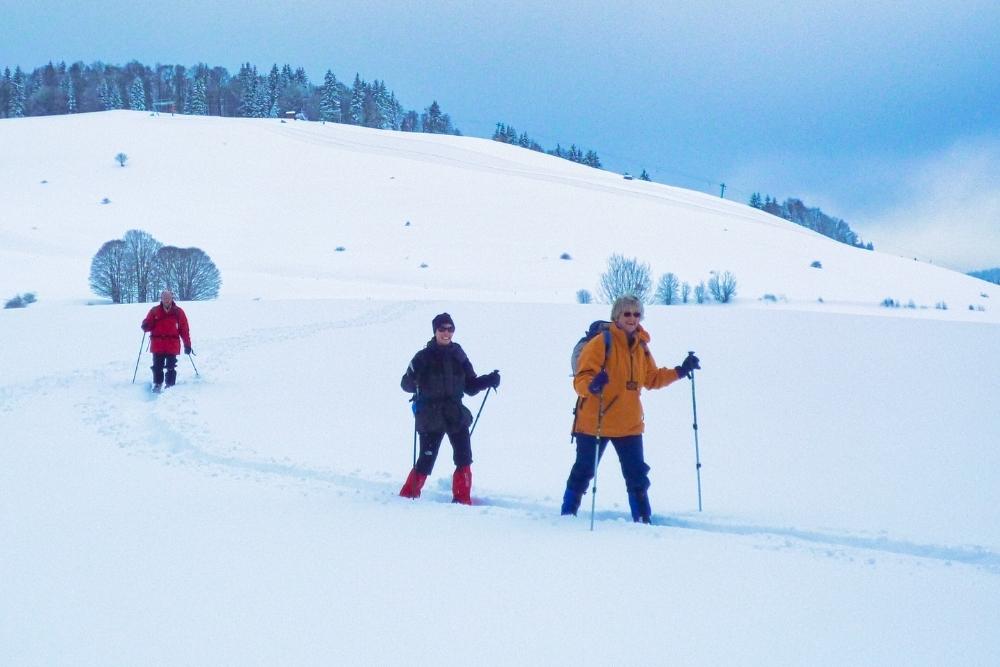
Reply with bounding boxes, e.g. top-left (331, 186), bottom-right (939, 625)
top-left (432, 312), bottom-right (455, 331)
